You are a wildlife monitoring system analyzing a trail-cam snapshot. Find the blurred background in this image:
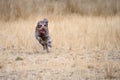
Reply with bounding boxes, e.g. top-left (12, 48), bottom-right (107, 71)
top-left (0, 0), bottom-right (120, 21)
